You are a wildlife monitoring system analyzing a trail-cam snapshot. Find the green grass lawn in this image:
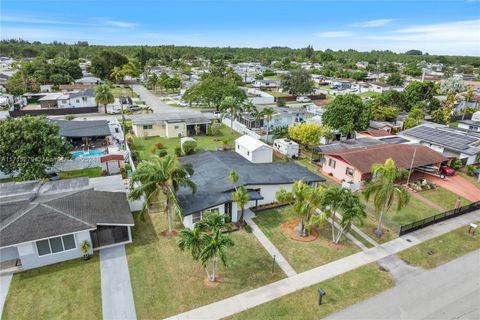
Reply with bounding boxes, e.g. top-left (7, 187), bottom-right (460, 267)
top-left (252, 207), bottom-right (360, 273)
top-left (130, 125), bottom-right (240, 161)
top-left (295, 158), bottom-right (338, 188)
top-left (2, 255), bottom-right (102, 320)
top-left (398, 222), bottom-right (480, 269)
top-left (359, 92), bottom-right (380, 98)
top-left (419, 187), bottom-right (471, 210)
top-left (126, 213), bottom-right (285, 319)
top-left (59, 167), bottom-right (103, 179)
top-left (111, 86), bottom-right (139, 98)
top-left (228, 263), bottom-right (394, 320)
